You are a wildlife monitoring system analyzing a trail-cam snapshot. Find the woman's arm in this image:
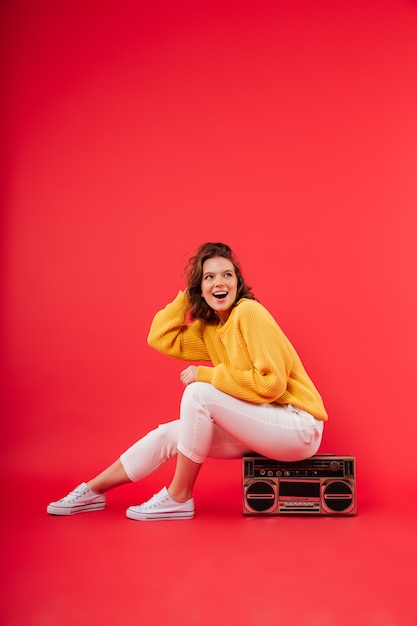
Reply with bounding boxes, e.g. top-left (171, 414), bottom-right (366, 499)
top-left (147, 291), bottom-right (211, 361)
